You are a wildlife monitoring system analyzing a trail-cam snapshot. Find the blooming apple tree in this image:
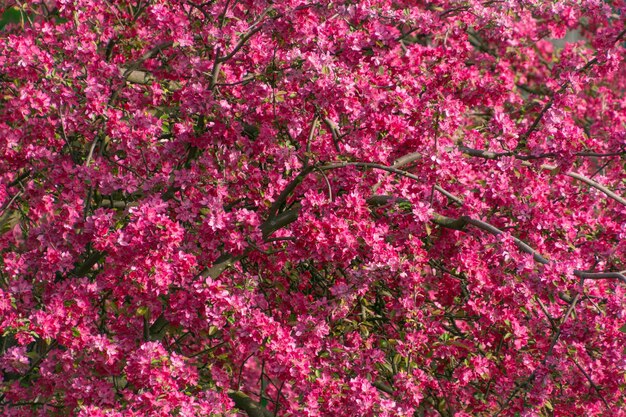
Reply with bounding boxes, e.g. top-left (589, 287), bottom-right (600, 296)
top-left (0, 0), bottom-right (625, 416)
